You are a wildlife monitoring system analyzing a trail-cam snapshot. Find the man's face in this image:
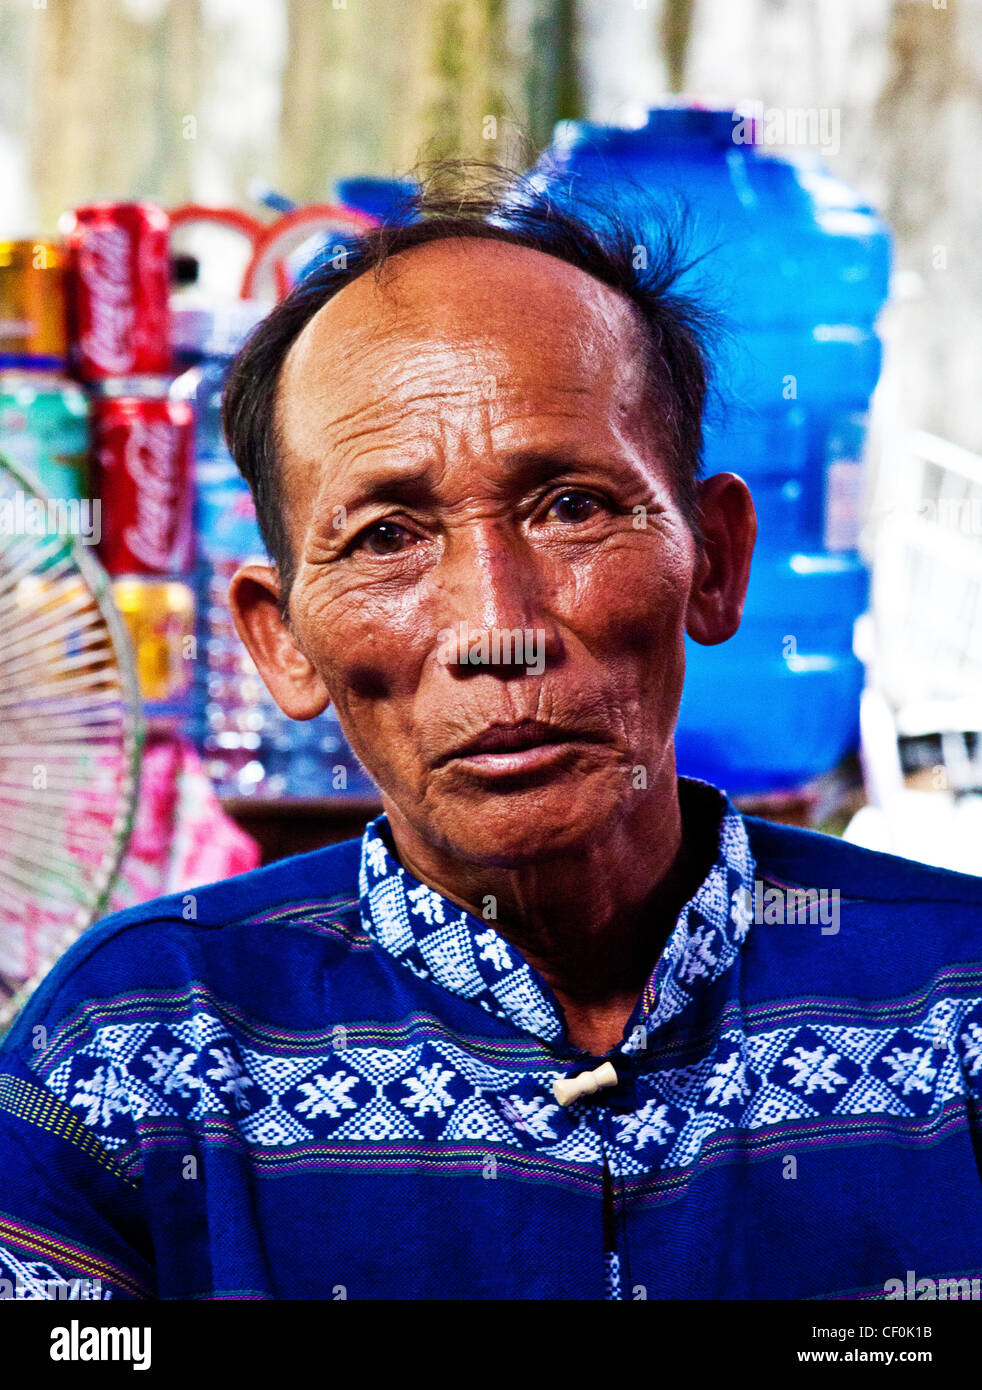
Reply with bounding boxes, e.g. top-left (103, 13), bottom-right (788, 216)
top-left (232, 239), bottom-right (753, 867)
